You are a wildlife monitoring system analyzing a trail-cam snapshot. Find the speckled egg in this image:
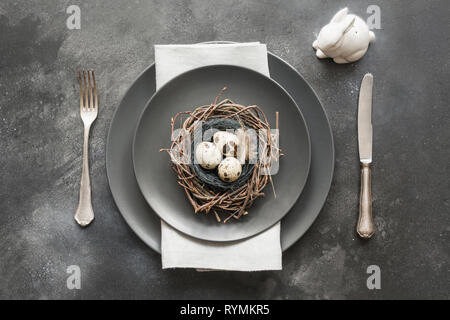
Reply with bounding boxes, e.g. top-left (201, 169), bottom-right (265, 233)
top-left (213, 131), bottom-right (239, 157)
top-left (218, 157), bottom-right (242, 182)
top-left (195, 142), bottom-right (222, 169)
